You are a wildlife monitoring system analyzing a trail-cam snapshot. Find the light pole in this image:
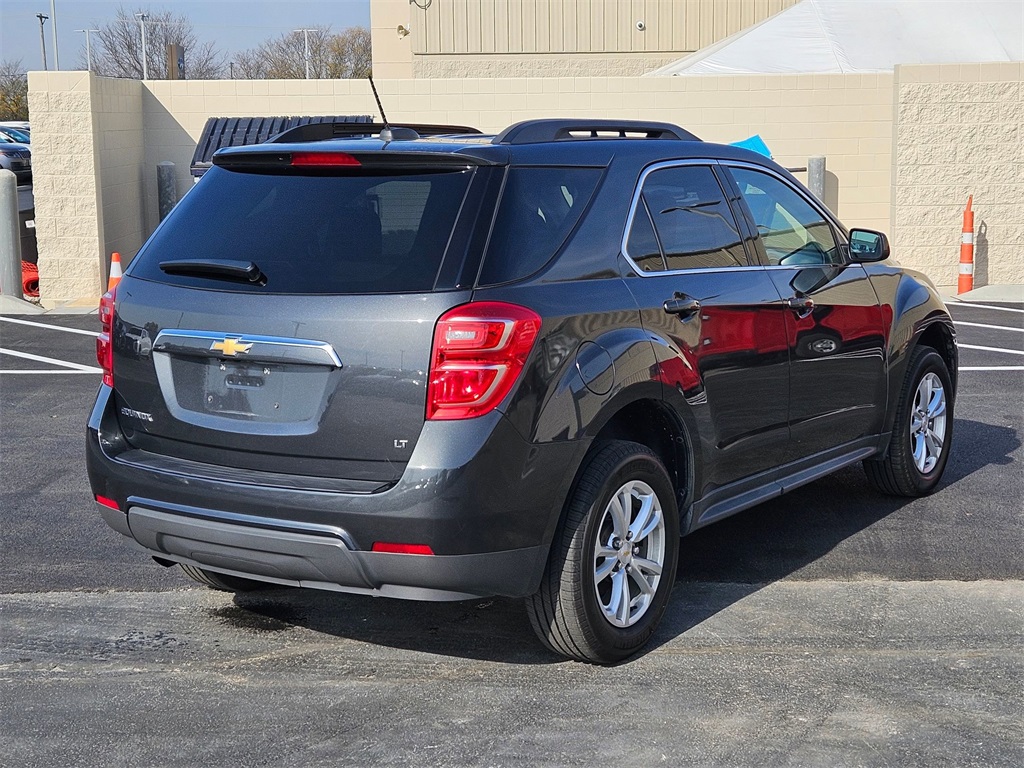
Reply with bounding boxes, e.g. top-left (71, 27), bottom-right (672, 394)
top-left (36, 14), bottom-right (49, 71)
top-left (76, 28), bottom-right (99, 71)
top-left (295, 29), bottom-right (317, 79)
top-left (50, 0), bottom-right (60, 70)
top-left (136, 13), bottom-right (149, 80)
top-left (229, 62), bottom-right (235, 79)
